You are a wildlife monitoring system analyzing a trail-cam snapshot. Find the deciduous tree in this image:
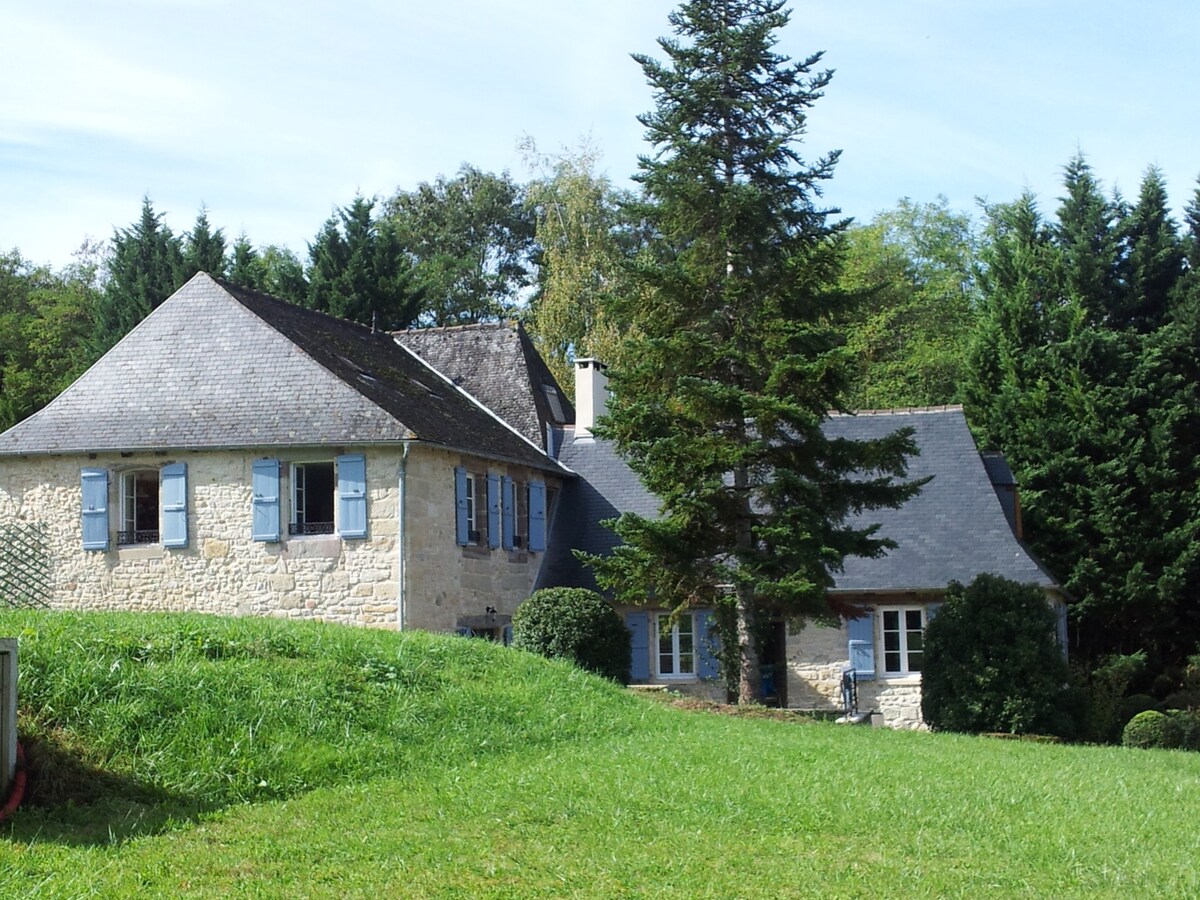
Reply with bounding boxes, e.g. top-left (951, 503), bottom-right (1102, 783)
top-left (523, 138), bottom-right (645, 394)
top-left (386, 165), bottom-right (536, 325)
